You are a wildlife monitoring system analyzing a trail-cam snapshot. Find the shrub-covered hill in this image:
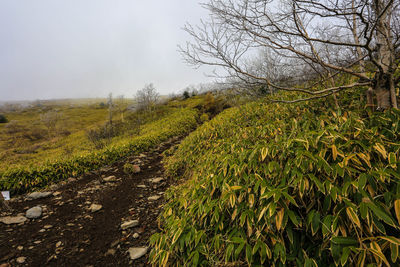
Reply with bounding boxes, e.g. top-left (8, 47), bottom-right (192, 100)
top-left (0, 108), bottom-right (198, 194)
top-left (150, 96), bottom-right (400, 266)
